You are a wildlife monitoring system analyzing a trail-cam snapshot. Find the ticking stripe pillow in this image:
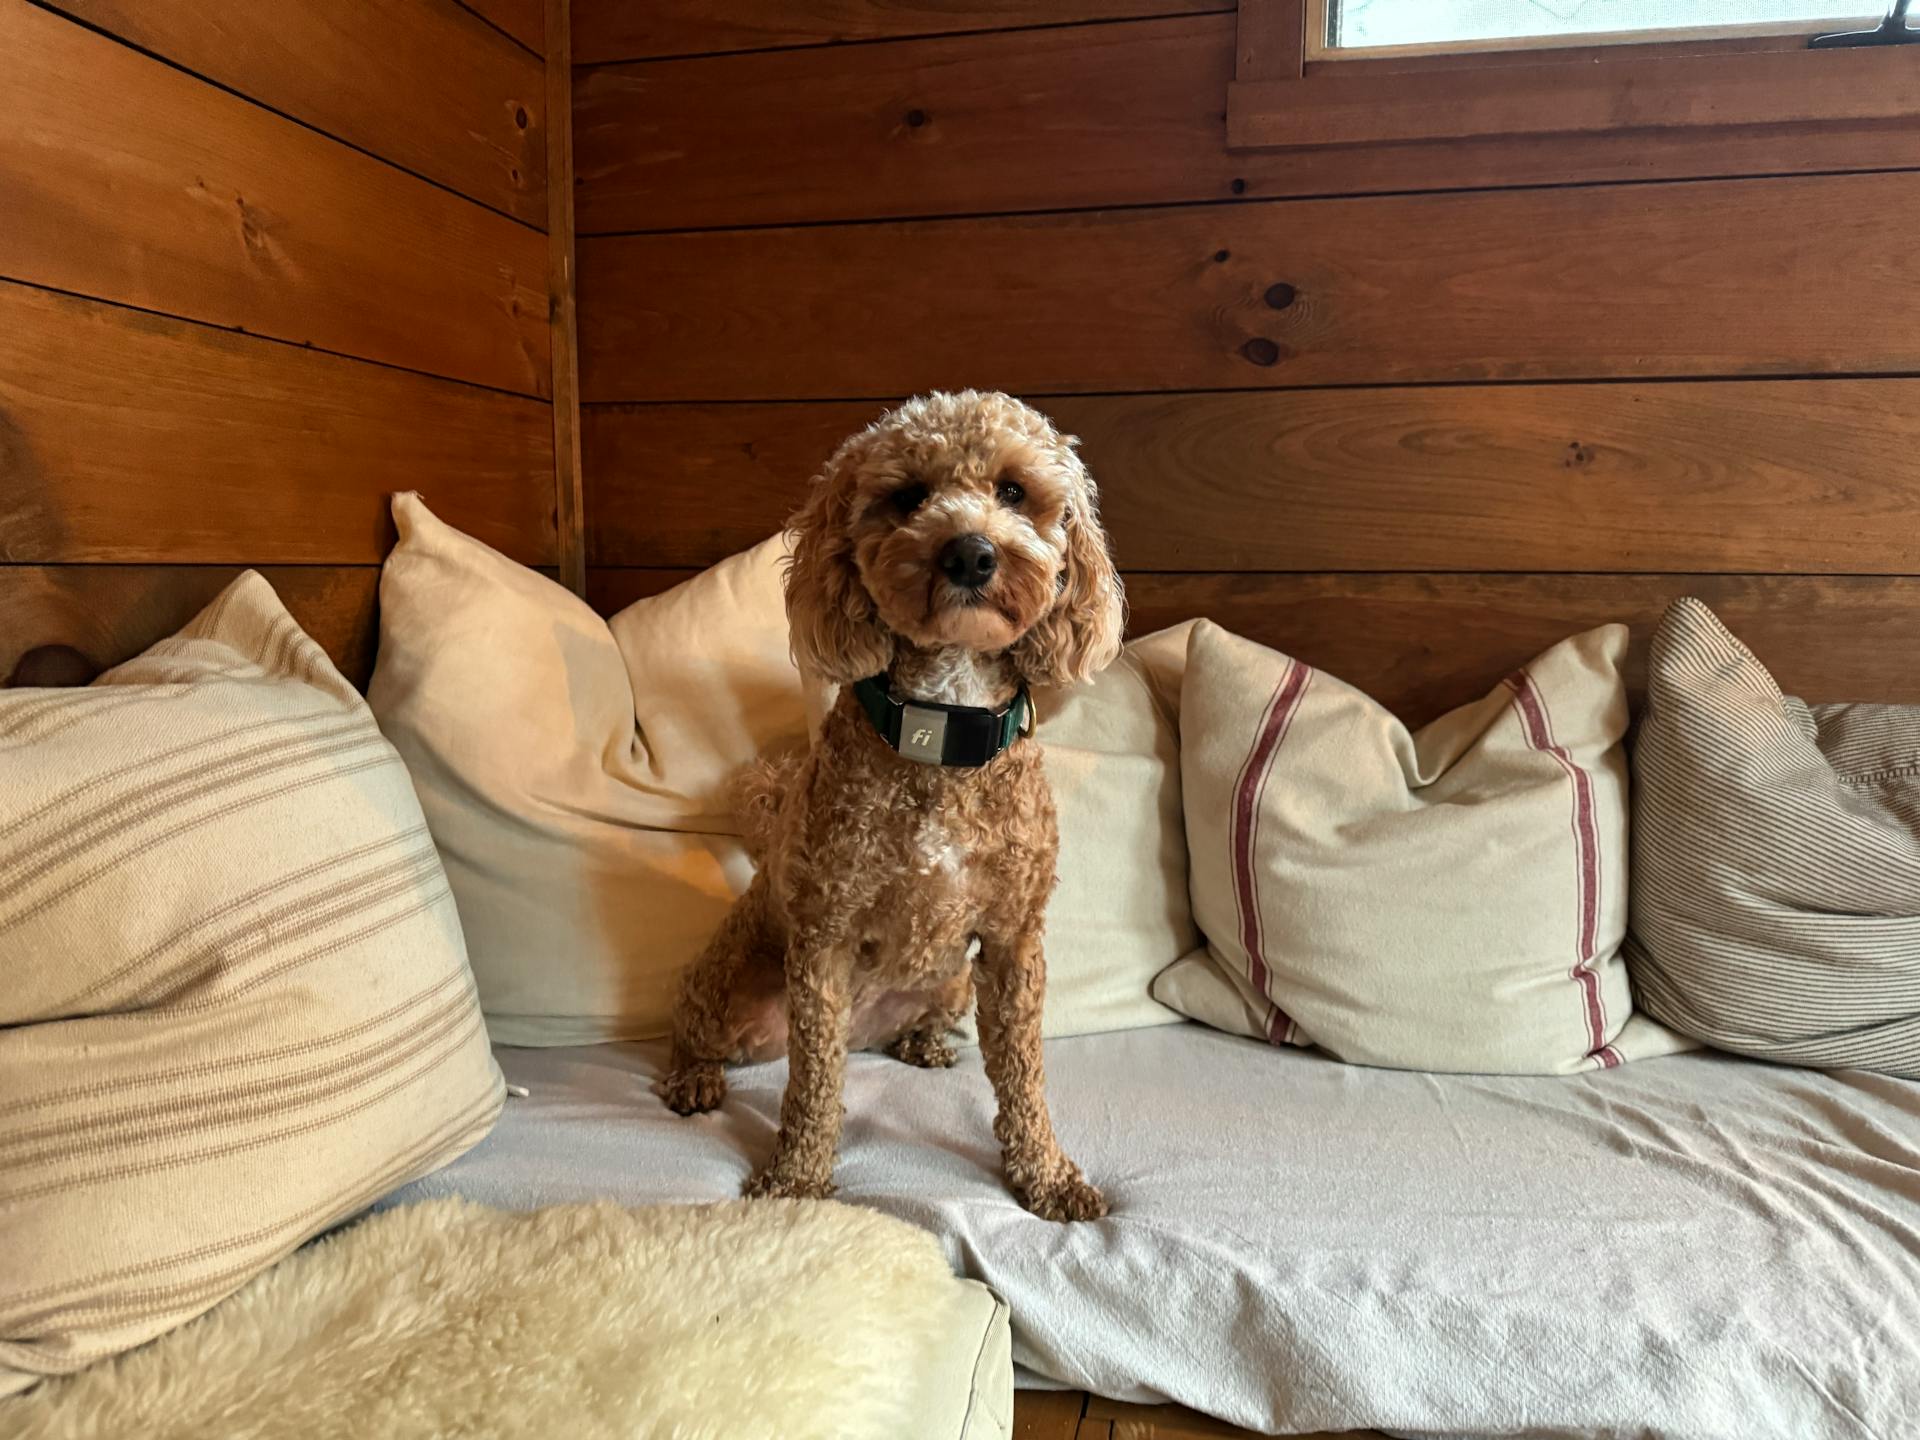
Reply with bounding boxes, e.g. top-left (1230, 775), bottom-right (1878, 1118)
top-left (1155, 620), bottom-right (1686, 1074)
top-left (1627, 598), bottom-right (1920, 1078)
top-left (0, 574), bottom-right (503, 1397)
